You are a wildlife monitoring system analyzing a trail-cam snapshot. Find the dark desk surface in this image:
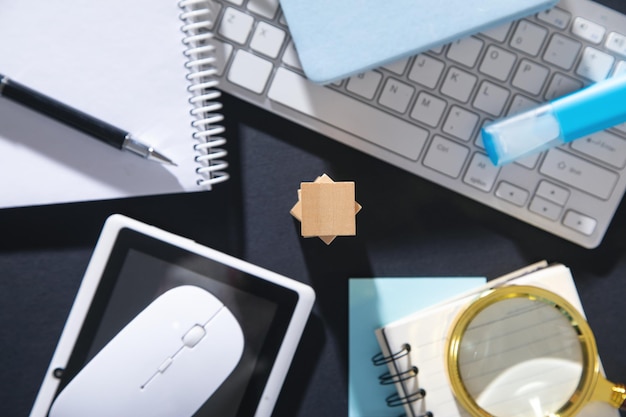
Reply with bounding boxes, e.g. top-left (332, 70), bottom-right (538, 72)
top-left (2, 2), bottom-right (626, 415)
